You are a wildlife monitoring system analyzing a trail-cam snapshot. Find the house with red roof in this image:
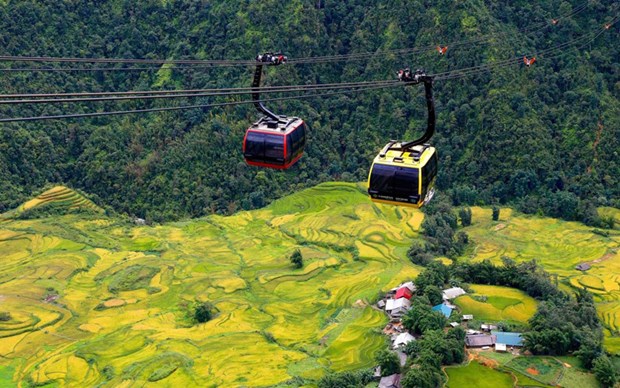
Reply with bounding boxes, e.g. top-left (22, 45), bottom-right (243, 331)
top-left (394, 287), bottom-right (412, 300)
